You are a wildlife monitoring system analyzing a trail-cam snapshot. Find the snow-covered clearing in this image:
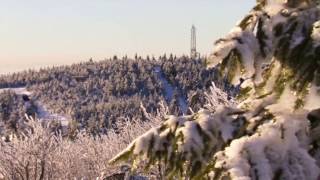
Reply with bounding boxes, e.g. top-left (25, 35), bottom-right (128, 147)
top-left (0, 87), bottom-right (32, 96)
top-left (36, 102), bottom-right (69, 126)
top-left (0, 87), bottom-right (69, 126)
top-left (154, 66), bottom-right (188, 114)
